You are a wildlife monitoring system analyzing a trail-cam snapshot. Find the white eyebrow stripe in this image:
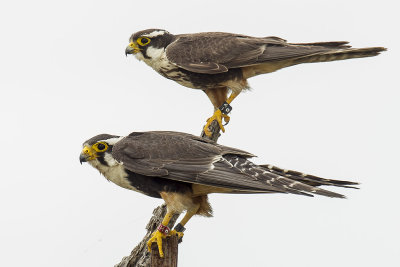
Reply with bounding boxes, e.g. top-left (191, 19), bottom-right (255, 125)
top-left (101, 136), bottom-right (124, 145)
top-left (145, 30), bottom-right (166, 38)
